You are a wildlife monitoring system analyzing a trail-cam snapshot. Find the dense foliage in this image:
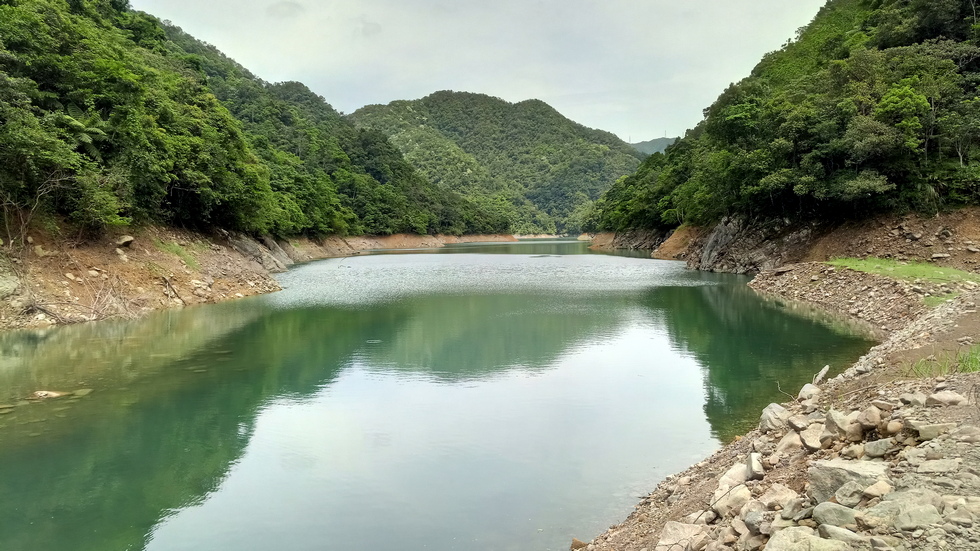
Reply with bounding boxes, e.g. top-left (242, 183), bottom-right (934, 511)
top-left (594, 0), bottom-right (980, 232)
top-left (0, 0), bottom-right (508, 238)
top-left (350, 92), bottom-right (644, 234)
